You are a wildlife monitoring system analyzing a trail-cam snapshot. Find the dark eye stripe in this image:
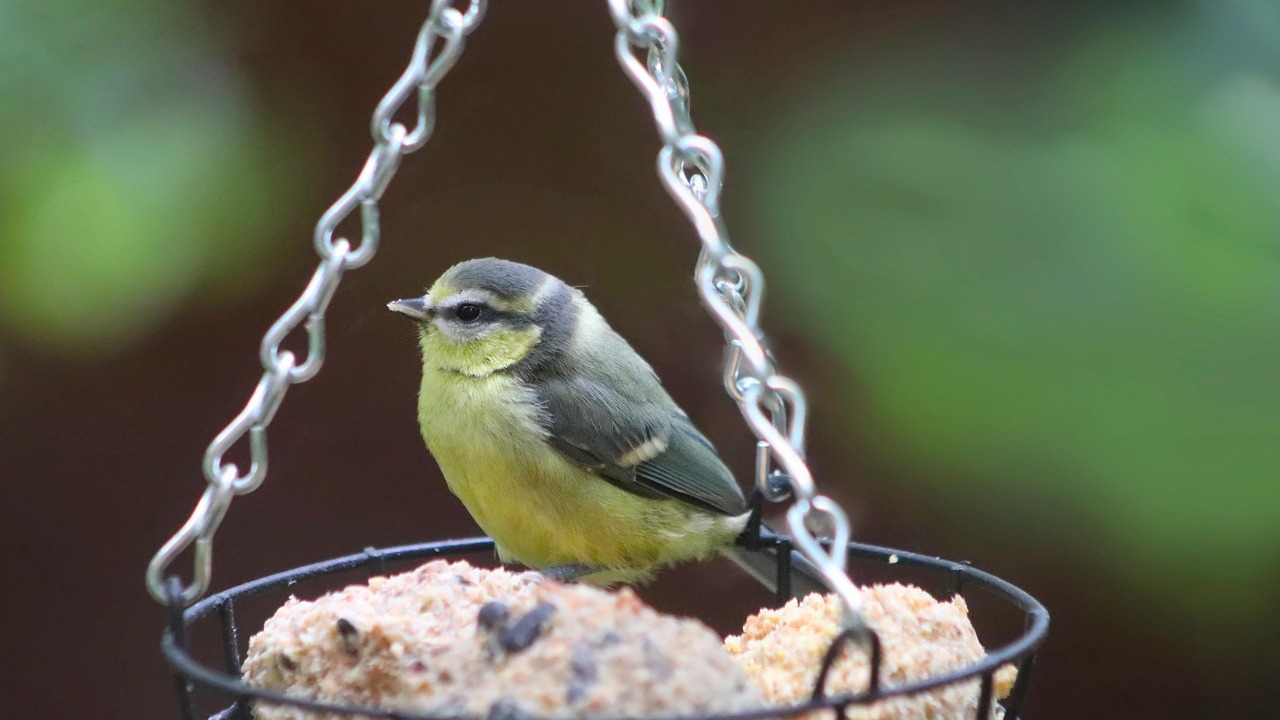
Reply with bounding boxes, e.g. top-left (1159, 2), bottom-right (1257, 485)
top-left (443, 301), bottom-right (529, 326)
